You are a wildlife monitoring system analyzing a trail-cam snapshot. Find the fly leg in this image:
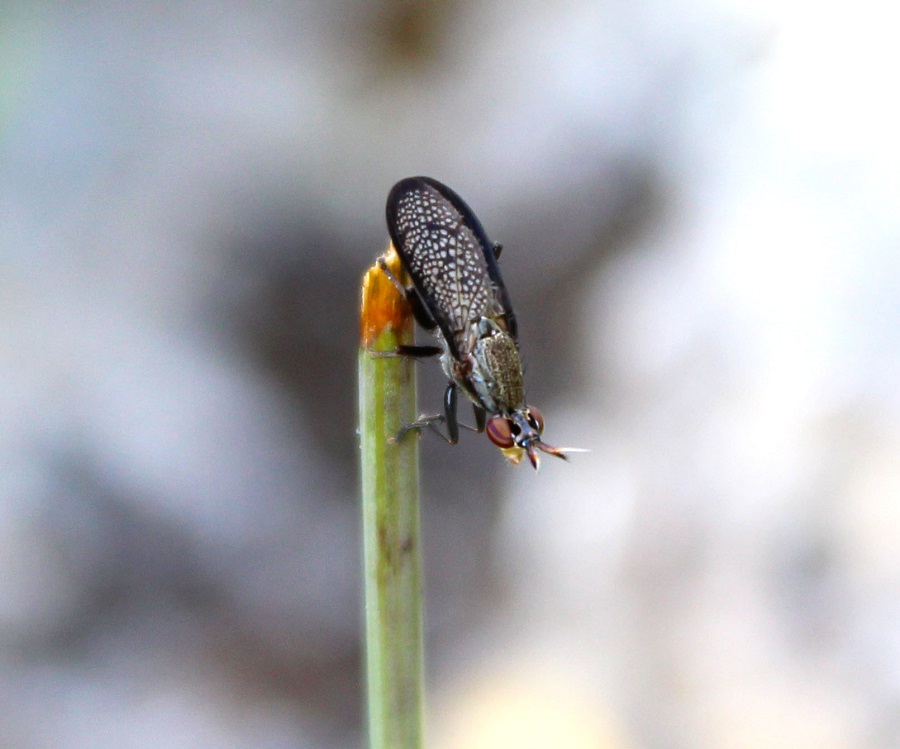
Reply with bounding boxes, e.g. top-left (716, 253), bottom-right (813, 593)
top-left (371, 256), bottom-right (443, 358)
top-left (376, 255), bottom-right (461, 445)
top-left (373, 257), bottom-right (443, 359)
top-left (377, 255), bottom-right (440, 335)
top-left (472, 405), bottom-right (487, 433)
top-left (393, 382), bottom-right (460, 445)
top-left (453, 404), bottom-right (486, 436)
